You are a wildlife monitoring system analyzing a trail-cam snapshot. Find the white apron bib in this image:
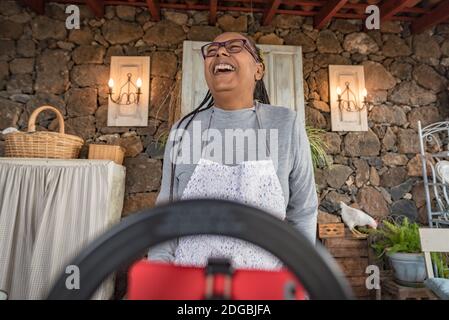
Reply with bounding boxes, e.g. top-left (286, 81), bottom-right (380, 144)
top-left (173, 103), bottom-right (286, 270)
